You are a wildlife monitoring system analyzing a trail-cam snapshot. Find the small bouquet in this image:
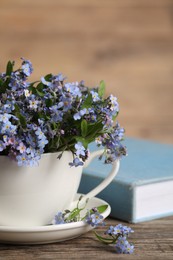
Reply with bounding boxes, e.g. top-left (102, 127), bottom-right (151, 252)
top-left (0, 58), bottom-right (126, 167)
